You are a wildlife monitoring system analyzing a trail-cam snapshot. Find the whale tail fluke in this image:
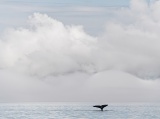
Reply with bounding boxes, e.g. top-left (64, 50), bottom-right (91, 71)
top-left (93, 104), bottom-right (108, 111)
